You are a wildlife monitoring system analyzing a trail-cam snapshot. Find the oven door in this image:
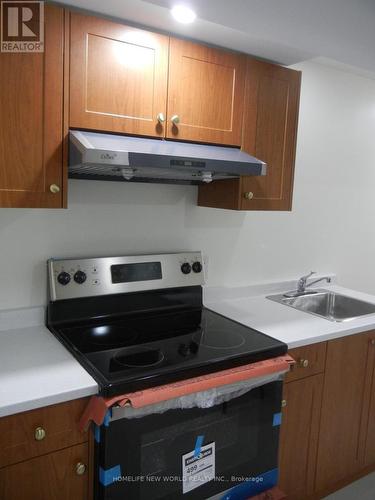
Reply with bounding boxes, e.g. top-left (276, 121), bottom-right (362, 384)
top-left (94, 380), bottom-right (283, 500)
